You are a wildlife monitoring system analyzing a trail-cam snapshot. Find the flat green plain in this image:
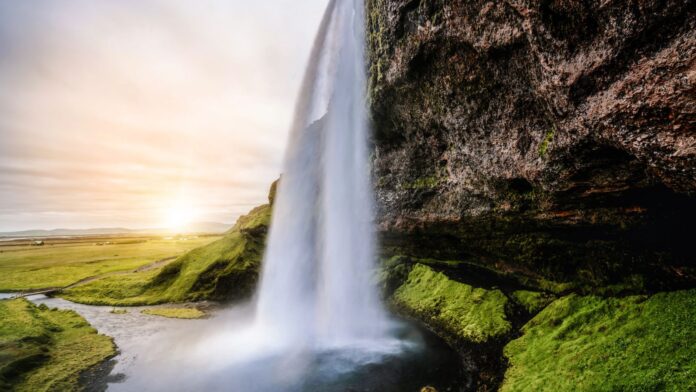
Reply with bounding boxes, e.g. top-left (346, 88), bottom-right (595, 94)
top-left (0, 235), bottom-right (221, 291)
